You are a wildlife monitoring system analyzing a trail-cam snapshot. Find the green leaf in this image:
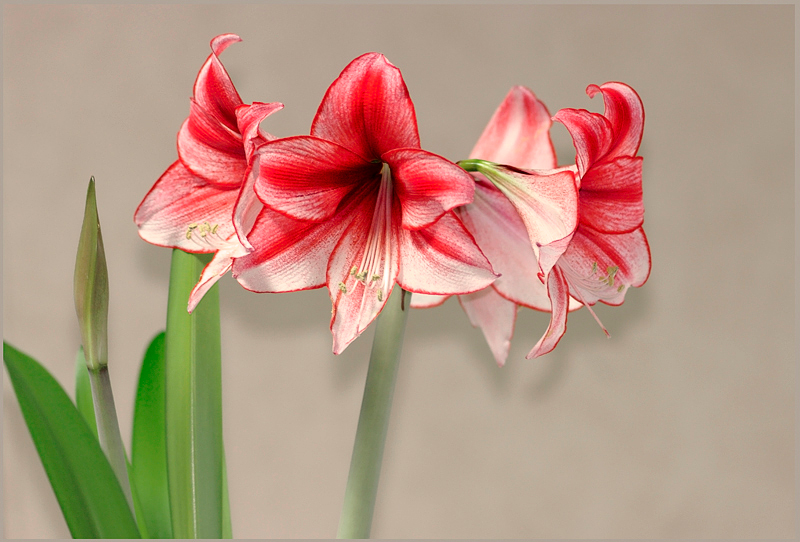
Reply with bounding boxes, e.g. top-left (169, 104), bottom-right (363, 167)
top-left (74, 348), bottom-right (98, 440)
top-left (165, 249), bottom-right (225, 538)
top-left (131, 331), bottom-right (173, 539)
top-left (4, 342), bottom-right (140, 538)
